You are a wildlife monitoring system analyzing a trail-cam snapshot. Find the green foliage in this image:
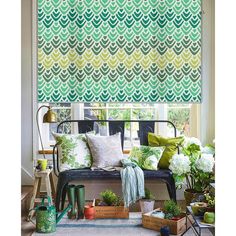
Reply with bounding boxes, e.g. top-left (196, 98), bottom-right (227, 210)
top-left (163, 200), bottom-right (181, 219)
top-left (168, 108), bottom-right (190, 134)
top-left (100, 189), bottom-right (121, 206)
top-left (56, 135), bottom-right (77, 165)
top-left (204, 193), bottom-right (215, 208)
top-left (144, 188), bottom-right (155, 200)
